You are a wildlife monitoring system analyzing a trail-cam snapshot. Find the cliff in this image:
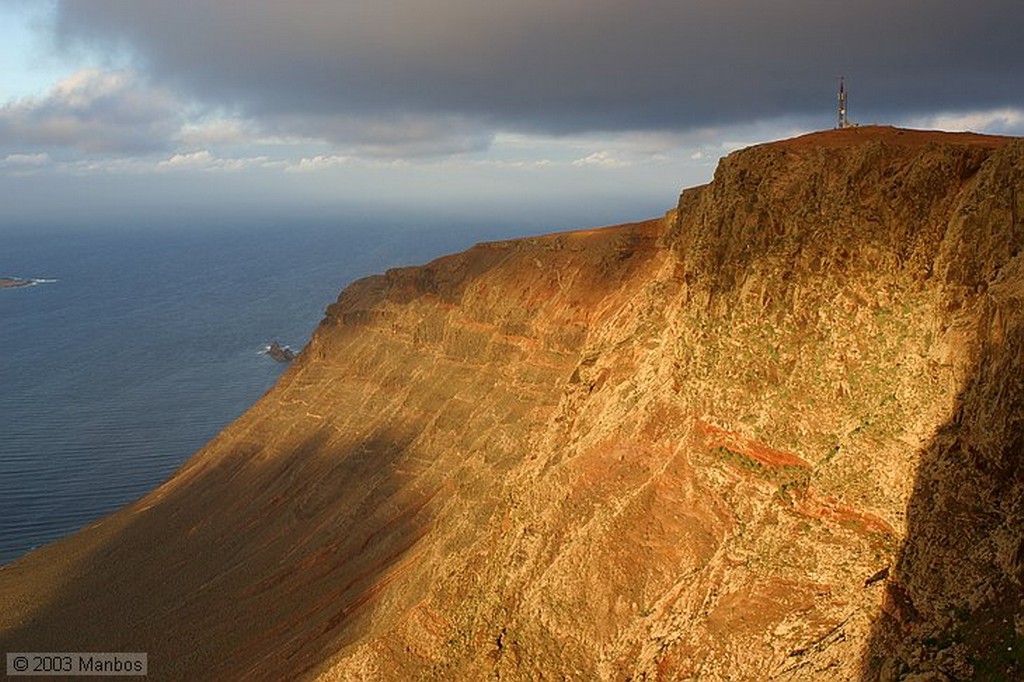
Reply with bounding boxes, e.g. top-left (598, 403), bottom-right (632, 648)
top-left (2, 126), bottom-right (1022, 681)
